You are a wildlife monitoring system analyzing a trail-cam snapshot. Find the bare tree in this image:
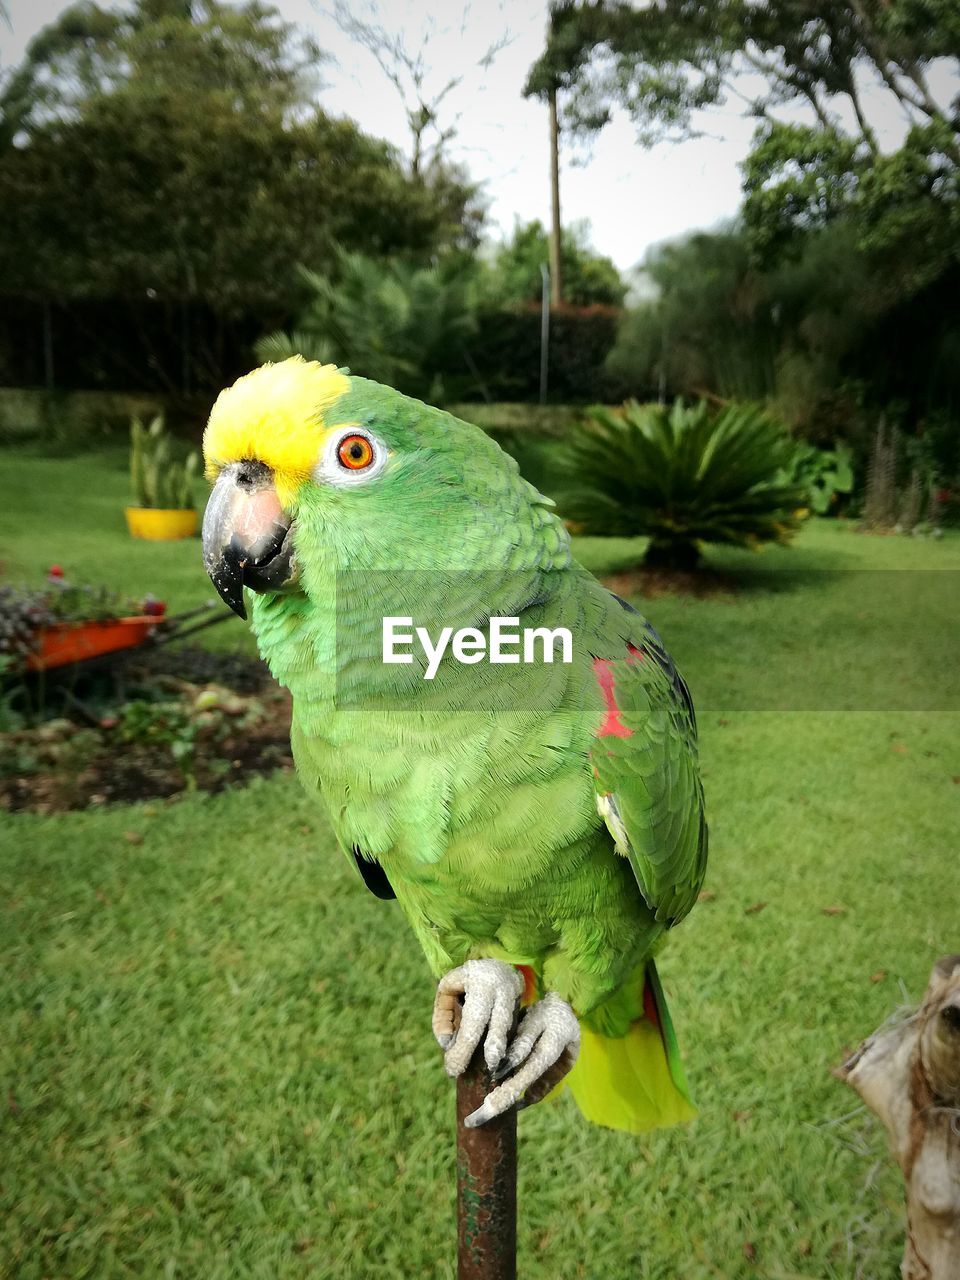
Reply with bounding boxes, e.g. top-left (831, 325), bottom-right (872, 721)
top-left (328, 1), bottom-right (510, 180)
